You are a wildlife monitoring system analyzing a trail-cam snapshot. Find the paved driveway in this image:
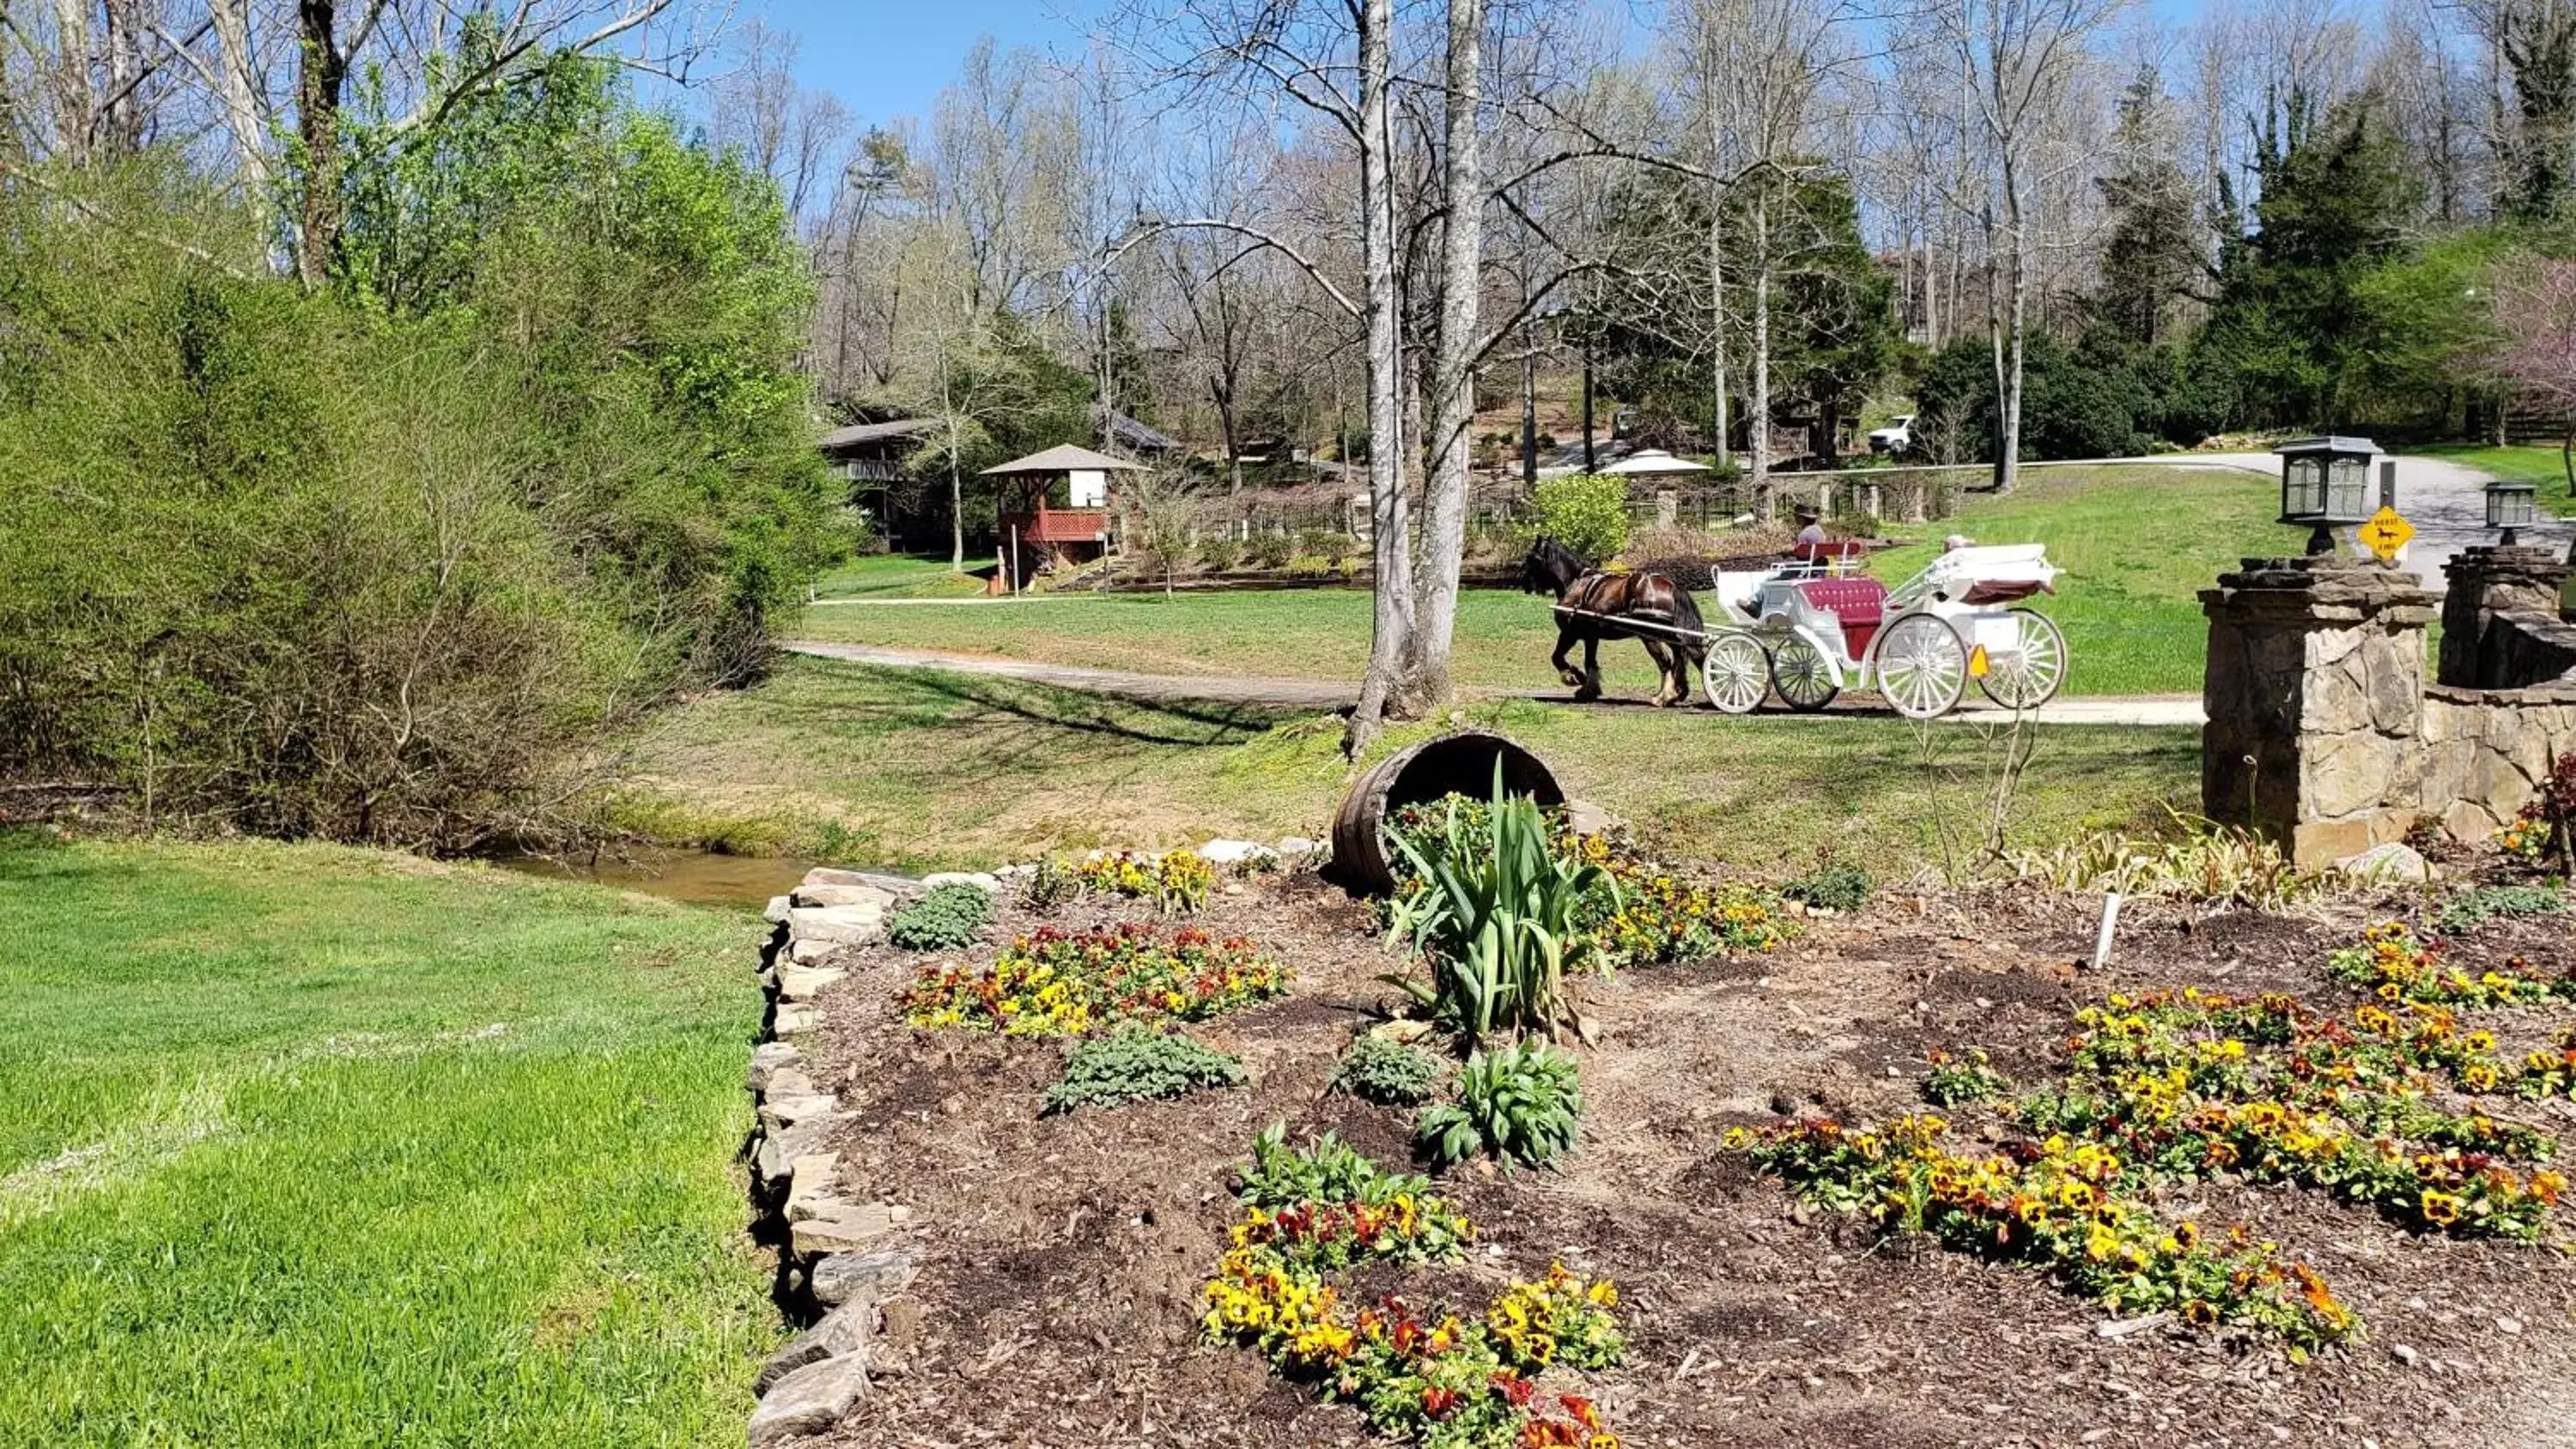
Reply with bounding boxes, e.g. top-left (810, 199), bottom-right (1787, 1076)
top-left (2107, 451), bottom-right (2573, 592)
